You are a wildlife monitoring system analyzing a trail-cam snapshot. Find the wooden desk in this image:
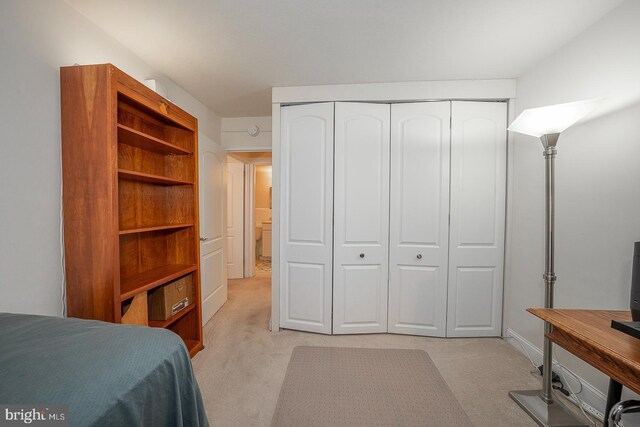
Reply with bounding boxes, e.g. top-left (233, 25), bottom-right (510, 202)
top-left (529, 309), bottom-right (640, 425)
